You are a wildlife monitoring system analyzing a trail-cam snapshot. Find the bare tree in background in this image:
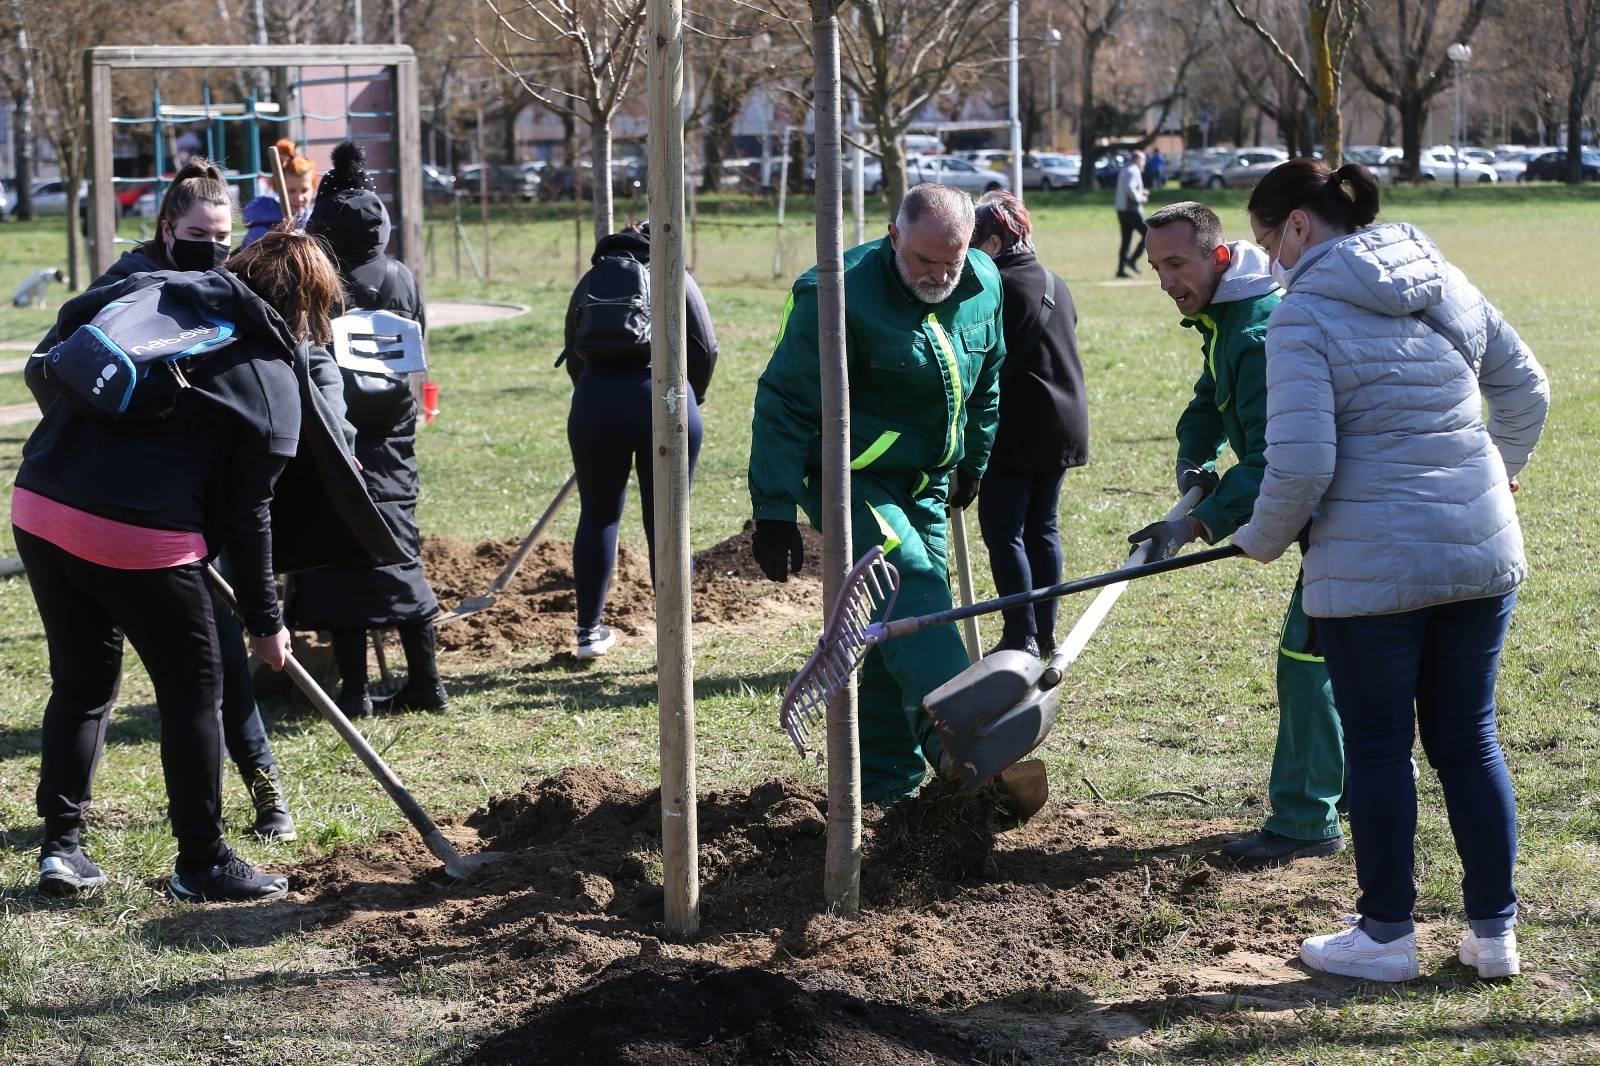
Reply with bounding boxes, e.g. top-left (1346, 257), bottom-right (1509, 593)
top-left (685, 4), bottom-right (780, 193)
top-left (1351, 0), bottom-right (1490, 181)
top-left (1063, 0), bottom-right (1131, 189)
top-left (1561, 0), bottom-right (1600, 182)
top-left (1219, 0), bottom-right (1364, 166)
top-left (478, 0), bottom-right (648, 242)
top-left (0, 0), bottom-right (37, 219)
